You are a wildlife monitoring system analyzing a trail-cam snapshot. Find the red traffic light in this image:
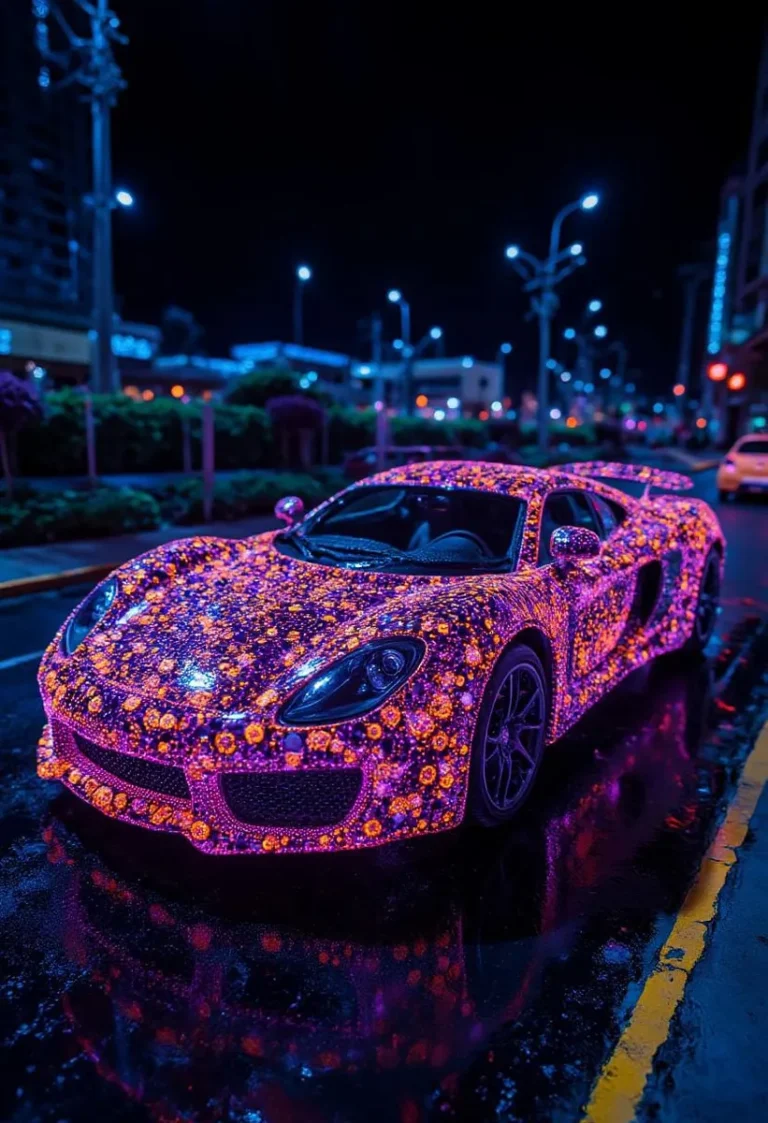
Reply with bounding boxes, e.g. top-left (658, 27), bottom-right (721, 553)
top-left (707, 362), bottom-right (728, 382)
top-left (727, 372), bottom-right (746, 392)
